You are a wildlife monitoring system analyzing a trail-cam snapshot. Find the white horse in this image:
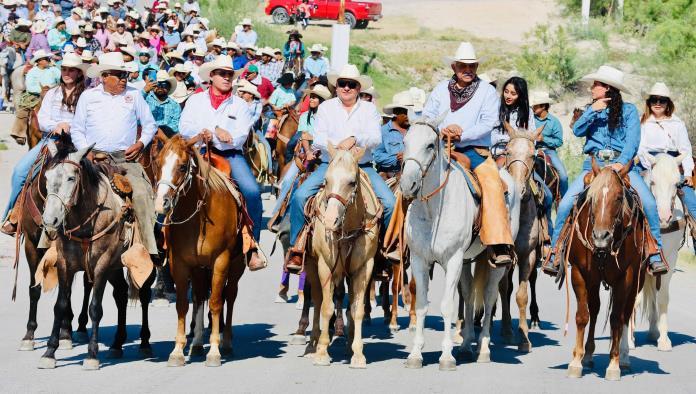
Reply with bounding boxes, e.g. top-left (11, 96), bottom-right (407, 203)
top-left (400, 120), bottom-right (519, 370)
top-left (630, 152), bottom-right (687, 351)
